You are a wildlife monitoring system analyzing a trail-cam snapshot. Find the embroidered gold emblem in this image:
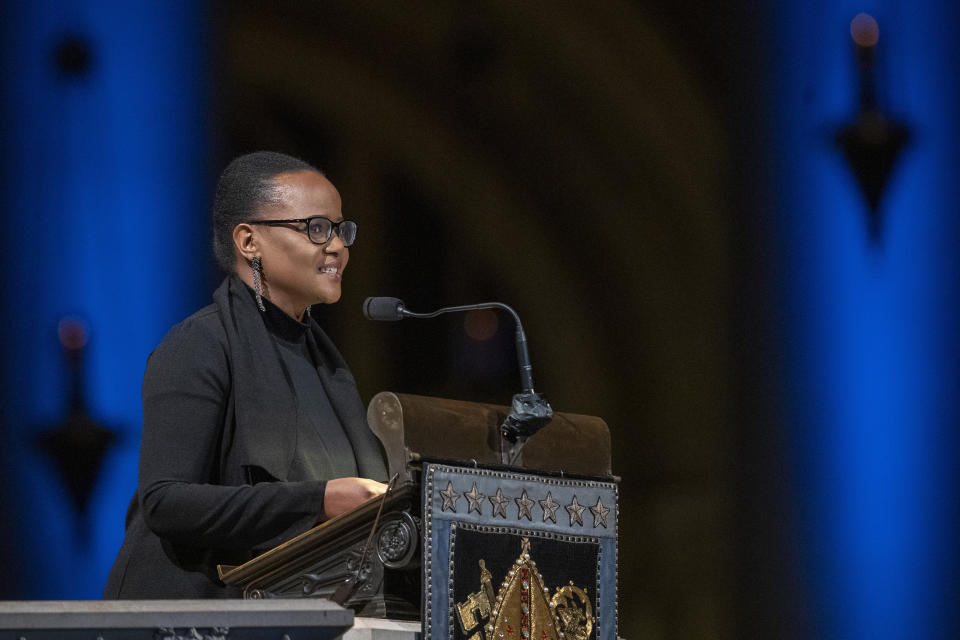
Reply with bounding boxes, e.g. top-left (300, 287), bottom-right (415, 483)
top-left (551, 582), bottom-right (593, 640)
top-left (456, 538), bottom-right (595, 640)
